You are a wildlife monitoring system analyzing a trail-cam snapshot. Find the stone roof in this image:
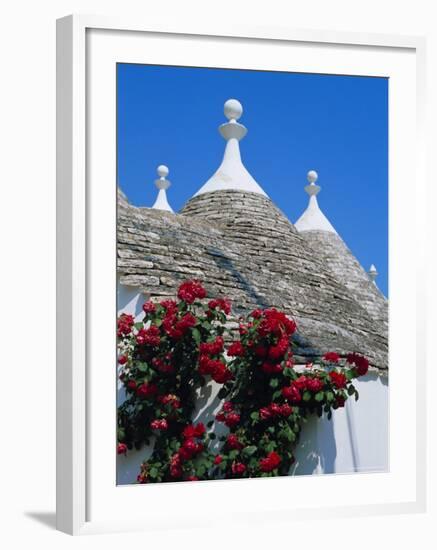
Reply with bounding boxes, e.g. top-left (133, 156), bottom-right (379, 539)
top-left (117, 188), bottom-right (388, 369)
